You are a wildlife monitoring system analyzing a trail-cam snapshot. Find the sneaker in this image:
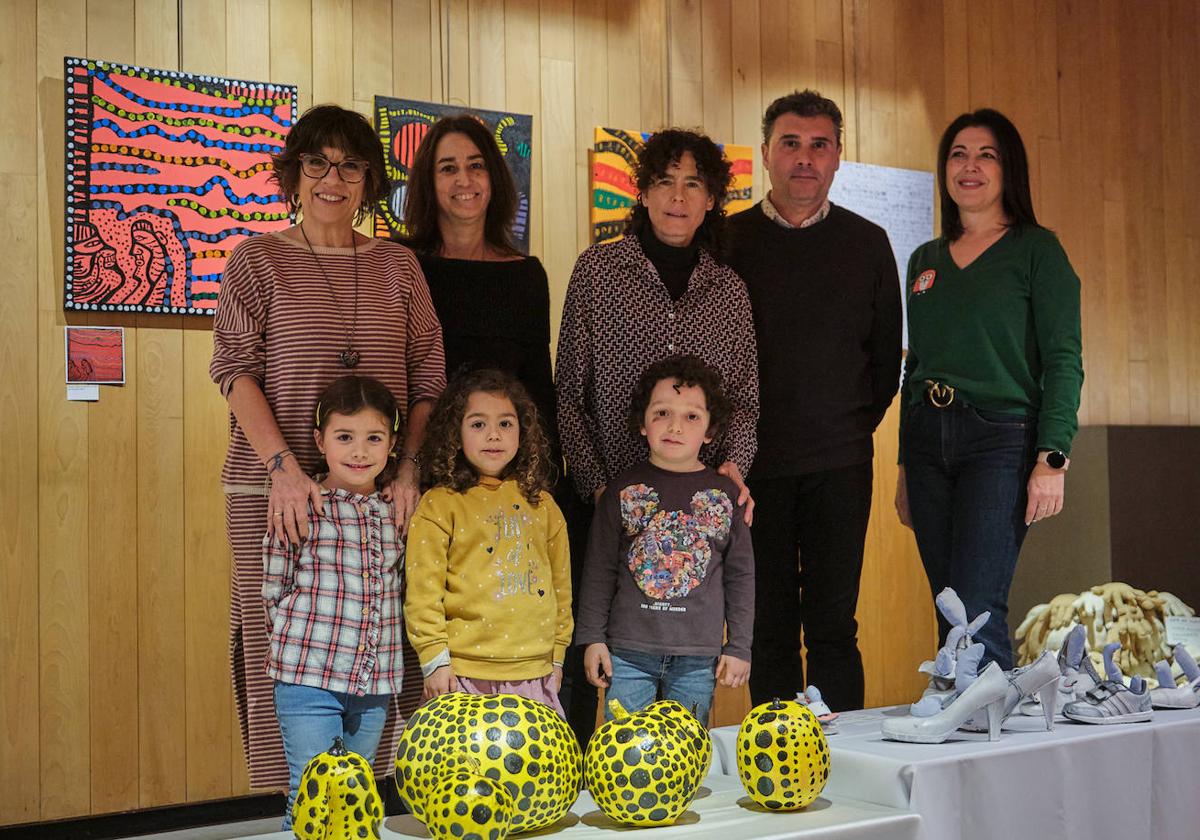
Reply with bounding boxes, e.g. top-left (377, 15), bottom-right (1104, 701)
top-left (1150, 644), bottom-right (1200, 709)
top-left (1062, 678), bottom-right (1153, 724)
top-left (798, 686), bottom-right (839, 734)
